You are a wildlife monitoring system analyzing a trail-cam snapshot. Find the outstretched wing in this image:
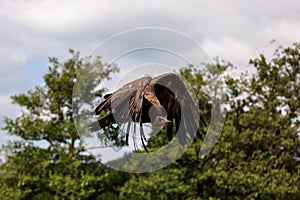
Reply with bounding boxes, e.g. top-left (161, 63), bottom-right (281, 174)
top-left (89, 76), bottom-right (152, 148)
top-left (150, 73), bottom-right (199, 145)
